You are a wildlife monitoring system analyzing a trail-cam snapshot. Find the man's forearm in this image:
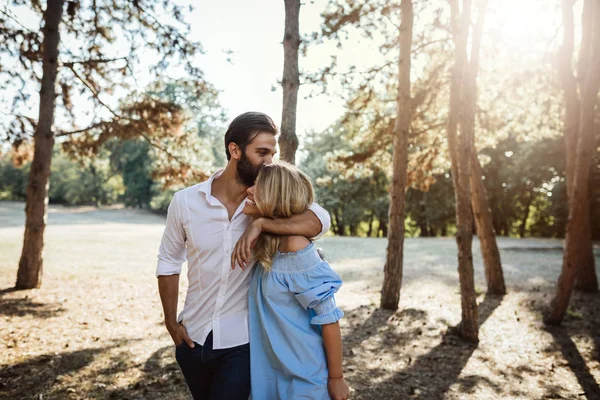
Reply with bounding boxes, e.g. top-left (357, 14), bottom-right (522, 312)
top-left (322, 322), bottom-right (344, 378)
top-left (158, 274), bottom-right (180, 329)
top-left (258, 209), bottom-right (322, 238)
